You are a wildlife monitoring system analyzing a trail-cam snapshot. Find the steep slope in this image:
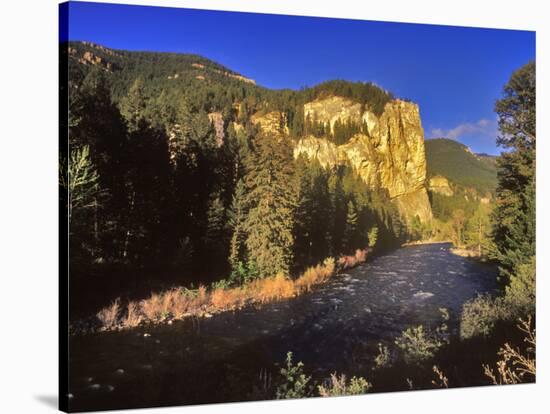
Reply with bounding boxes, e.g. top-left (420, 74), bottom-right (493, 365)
top-left (66, 41), bottom-right (432, 225)
top-left (292, 98), bottom-right (432, 223)
top-left (425, 138), bottom-right (497, 196)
